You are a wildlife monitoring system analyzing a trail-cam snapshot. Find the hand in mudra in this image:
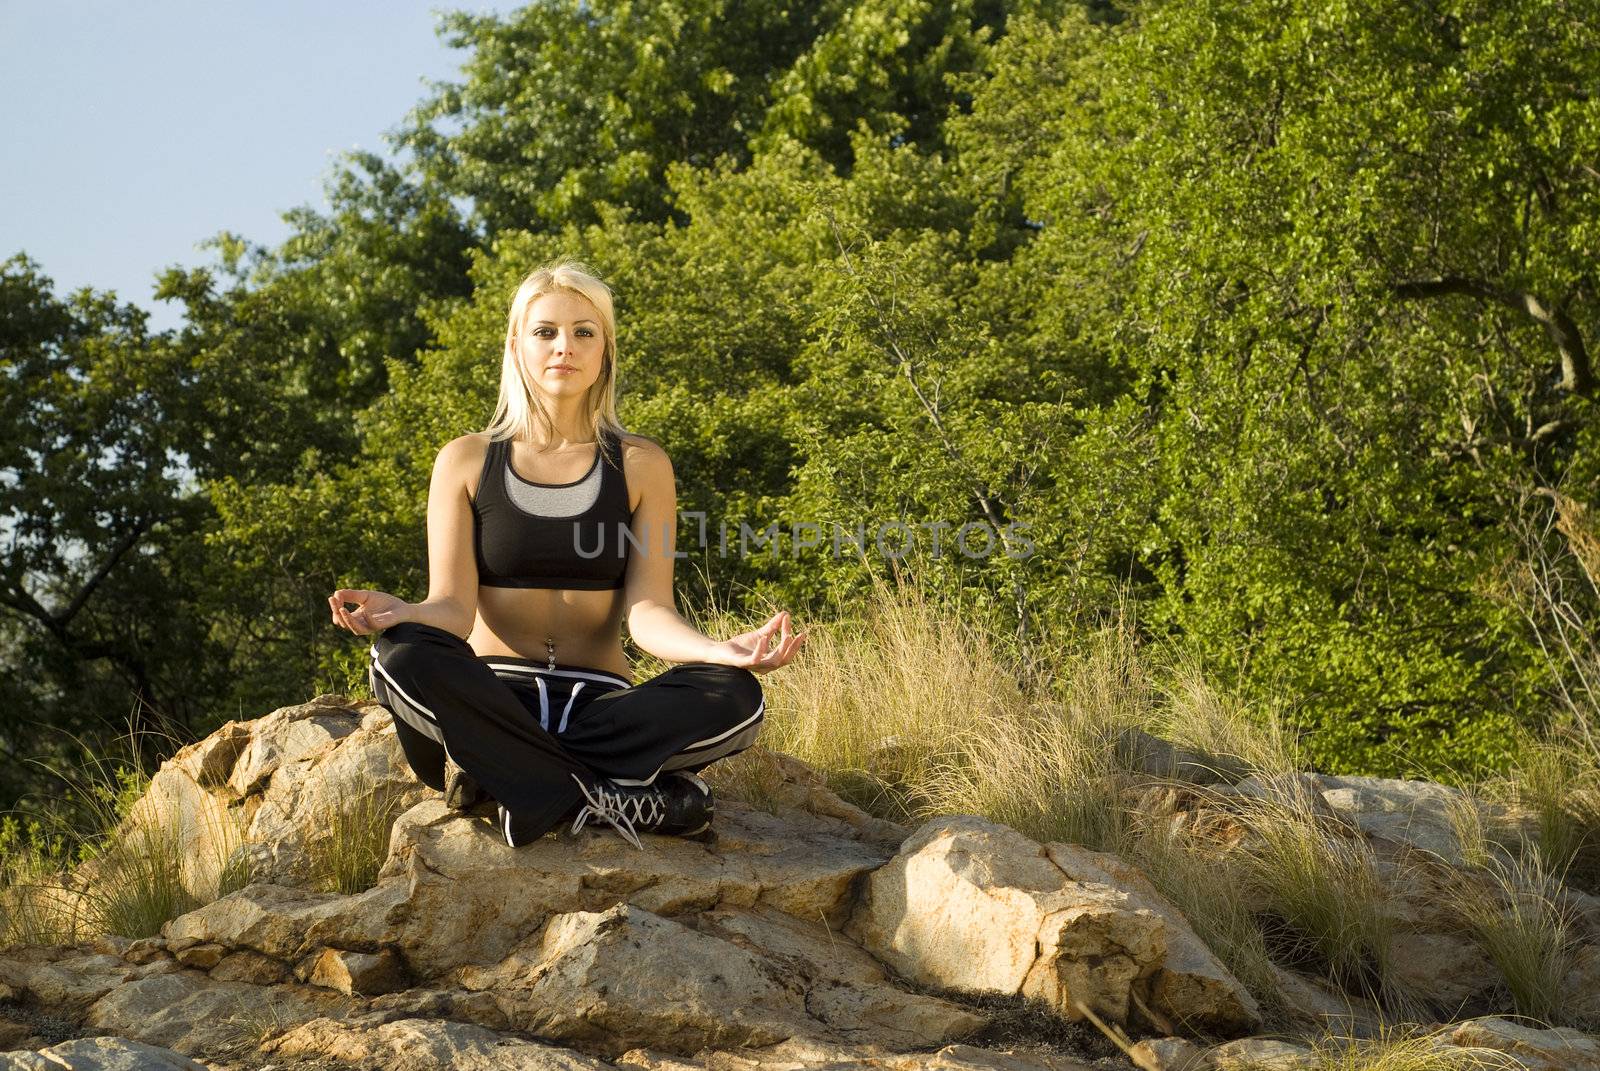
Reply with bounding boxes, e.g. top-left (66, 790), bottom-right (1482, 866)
top-left (701, 610), bottom-right (807, 675)
top-left (329, 588), bottom-right (408, 636)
